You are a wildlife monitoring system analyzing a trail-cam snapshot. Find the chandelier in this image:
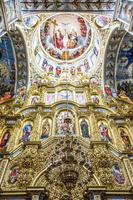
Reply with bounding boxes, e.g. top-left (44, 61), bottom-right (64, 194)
top-left (44, 135), bottom-right (93, 193)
